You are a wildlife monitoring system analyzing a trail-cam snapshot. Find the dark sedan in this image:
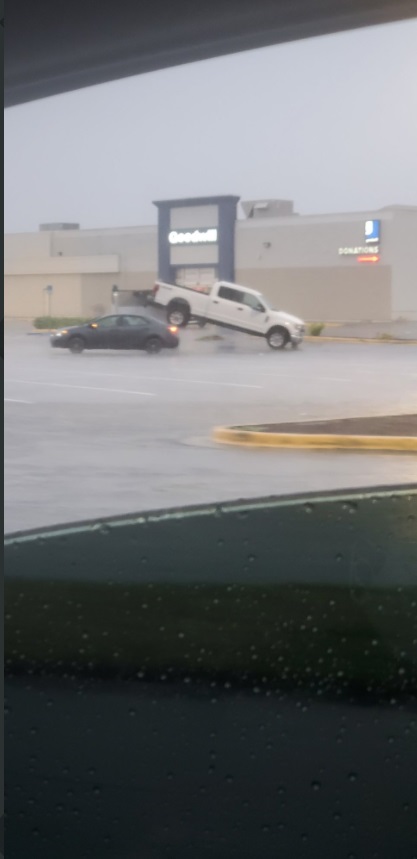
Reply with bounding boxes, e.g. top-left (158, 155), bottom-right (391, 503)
top-left (50, 313), bottom-right (180, 354)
